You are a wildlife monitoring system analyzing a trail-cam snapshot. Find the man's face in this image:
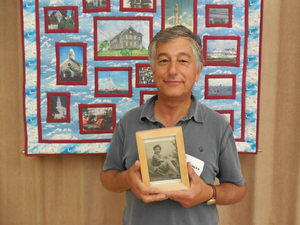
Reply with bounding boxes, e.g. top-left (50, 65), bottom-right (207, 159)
top-left (151, 37), bottom-right (202, 100)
